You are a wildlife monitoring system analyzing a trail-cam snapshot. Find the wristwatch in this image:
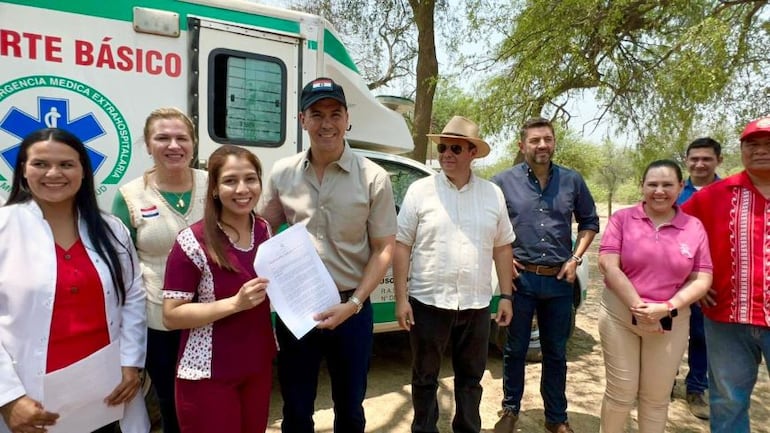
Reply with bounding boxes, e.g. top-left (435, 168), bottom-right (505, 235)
top-left (499, 293), bottom-right (514, 302)
top-left (665, 300), bottom-right (678, 318)
top-left (570, 255), bottom-right (583, 265)
top-left (348, 295), bottom-right (363, 314)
